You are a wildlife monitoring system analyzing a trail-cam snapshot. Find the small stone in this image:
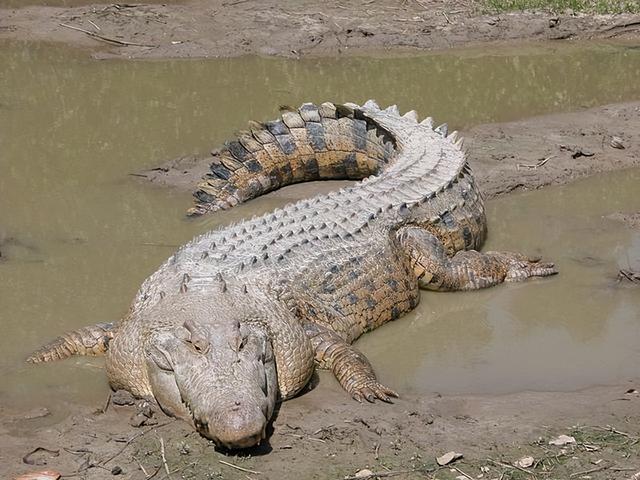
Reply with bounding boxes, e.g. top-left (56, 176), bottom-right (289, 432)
top-left (354, 469), bottom-right (373, 478)
top-left (515, 456), bottom-right (534, 468)
top-left (129, 412), bottom-right (147, 428)
top-left (549, 434), bottom-right (576, 446)
top-left (610, 136), bottom-right (625, 149)
top-left (136, 400), bottom-right (154, 418)
top-left (437, 451), bottom-right (463, 466)
top-left (111, 466), bottom-right (123, 475)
